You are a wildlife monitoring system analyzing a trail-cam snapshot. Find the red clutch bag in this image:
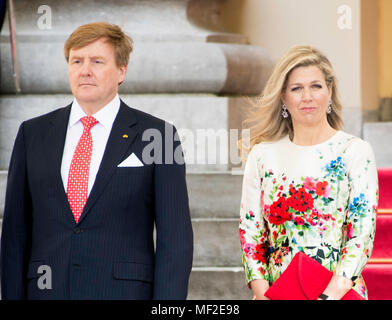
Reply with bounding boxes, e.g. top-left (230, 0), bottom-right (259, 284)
top-left (264, 251), bottom-right (365, 300)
